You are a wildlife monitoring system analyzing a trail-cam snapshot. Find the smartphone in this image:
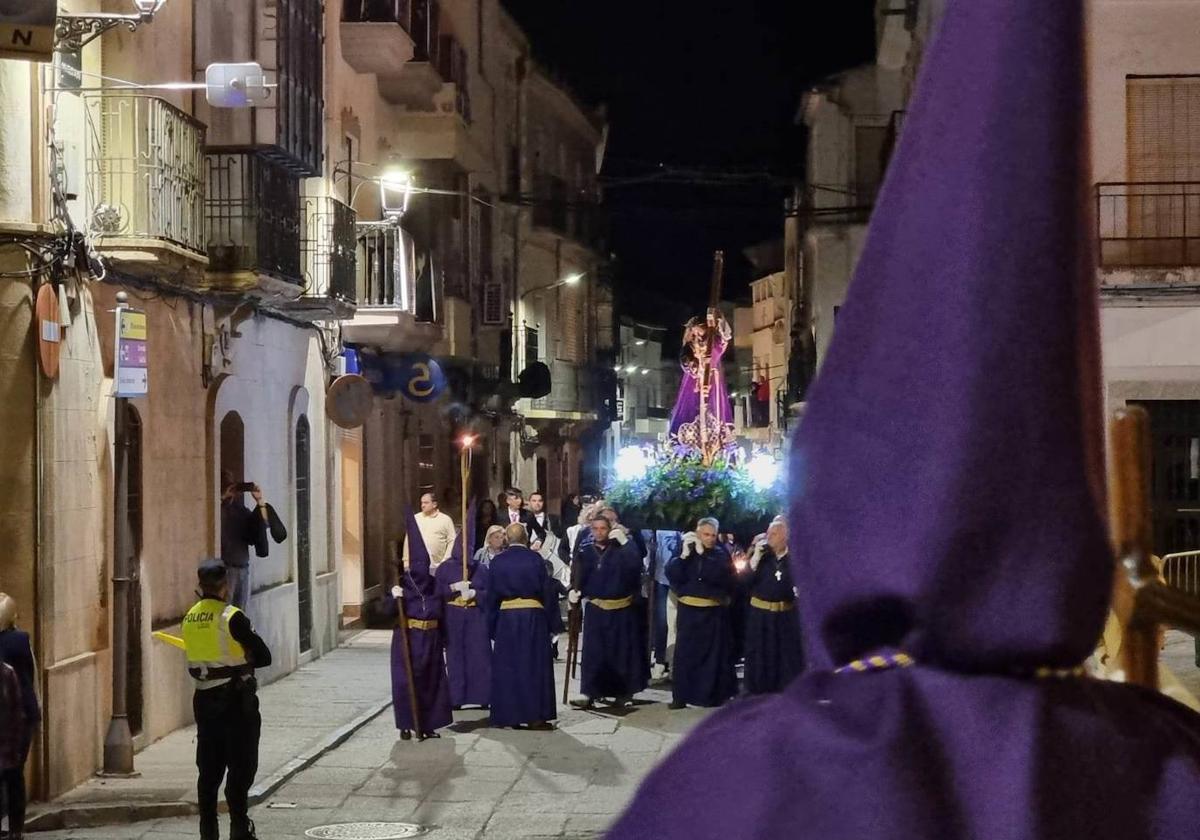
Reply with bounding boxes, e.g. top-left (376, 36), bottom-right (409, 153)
top-left (234, 482), bottom-right (256, 493)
